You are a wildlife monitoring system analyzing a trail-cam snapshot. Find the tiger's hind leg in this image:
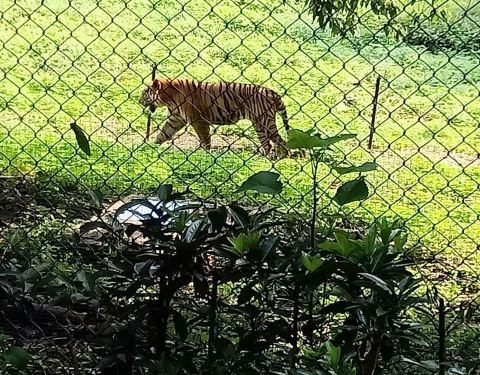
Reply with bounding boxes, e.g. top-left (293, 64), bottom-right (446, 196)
top-left (191, 122), bottom-right (211, 150)
top-left (252, 117), bottom-right (272, 156)
top-left (156, 115), bottom-right (186, 145)
top-left (271, 132), bottom-right (290, 158)
top-left (255, 116), bottom-right (289, 159)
